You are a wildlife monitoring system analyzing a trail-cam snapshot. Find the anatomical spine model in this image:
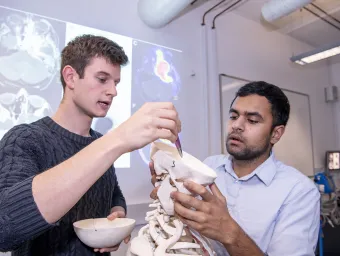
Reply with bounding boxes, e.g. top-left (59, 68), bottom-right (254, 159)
top-left (127, 141), bottom-right (217, 256)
